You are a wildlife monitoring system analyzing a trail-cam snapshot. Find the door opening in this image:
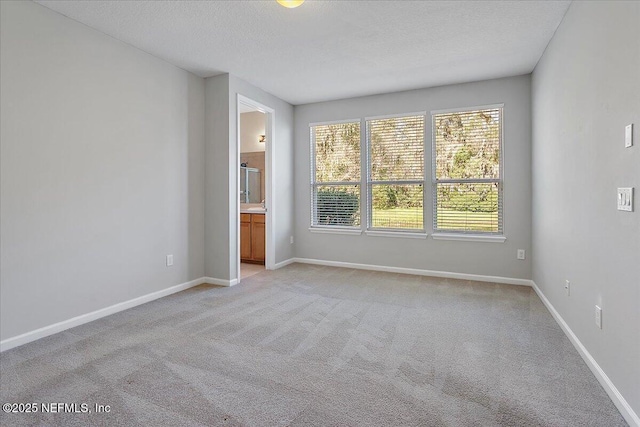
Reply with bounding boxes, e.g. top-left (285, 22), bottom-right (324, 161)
top-left (236, 95), bottom-right (275, 283)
